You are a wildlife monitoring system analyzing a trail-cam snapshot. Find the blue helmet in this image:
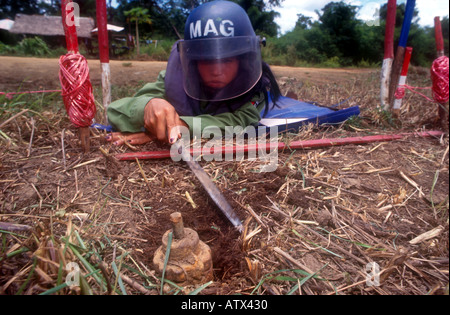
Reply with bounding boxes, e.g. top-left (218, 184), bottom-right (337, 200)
top-left (184, 1), bottom-right (256, 40)
top-left (178, 1), bottom-right (262, 101)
